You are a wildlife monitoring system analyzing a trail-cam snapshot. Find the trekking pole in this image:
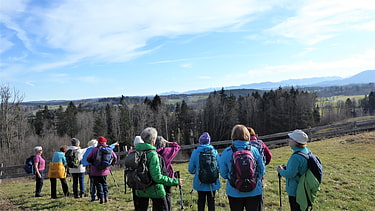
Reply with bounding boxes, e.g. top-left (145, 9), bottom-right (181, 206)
top-left (124, 169), bottom-right (127, 194)
top-left (278, 173), bottom-right (282, 211)
top-left (175, 171), bottom-right (184, 210)
top-left (110, 169), bottom-right (121, 192)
